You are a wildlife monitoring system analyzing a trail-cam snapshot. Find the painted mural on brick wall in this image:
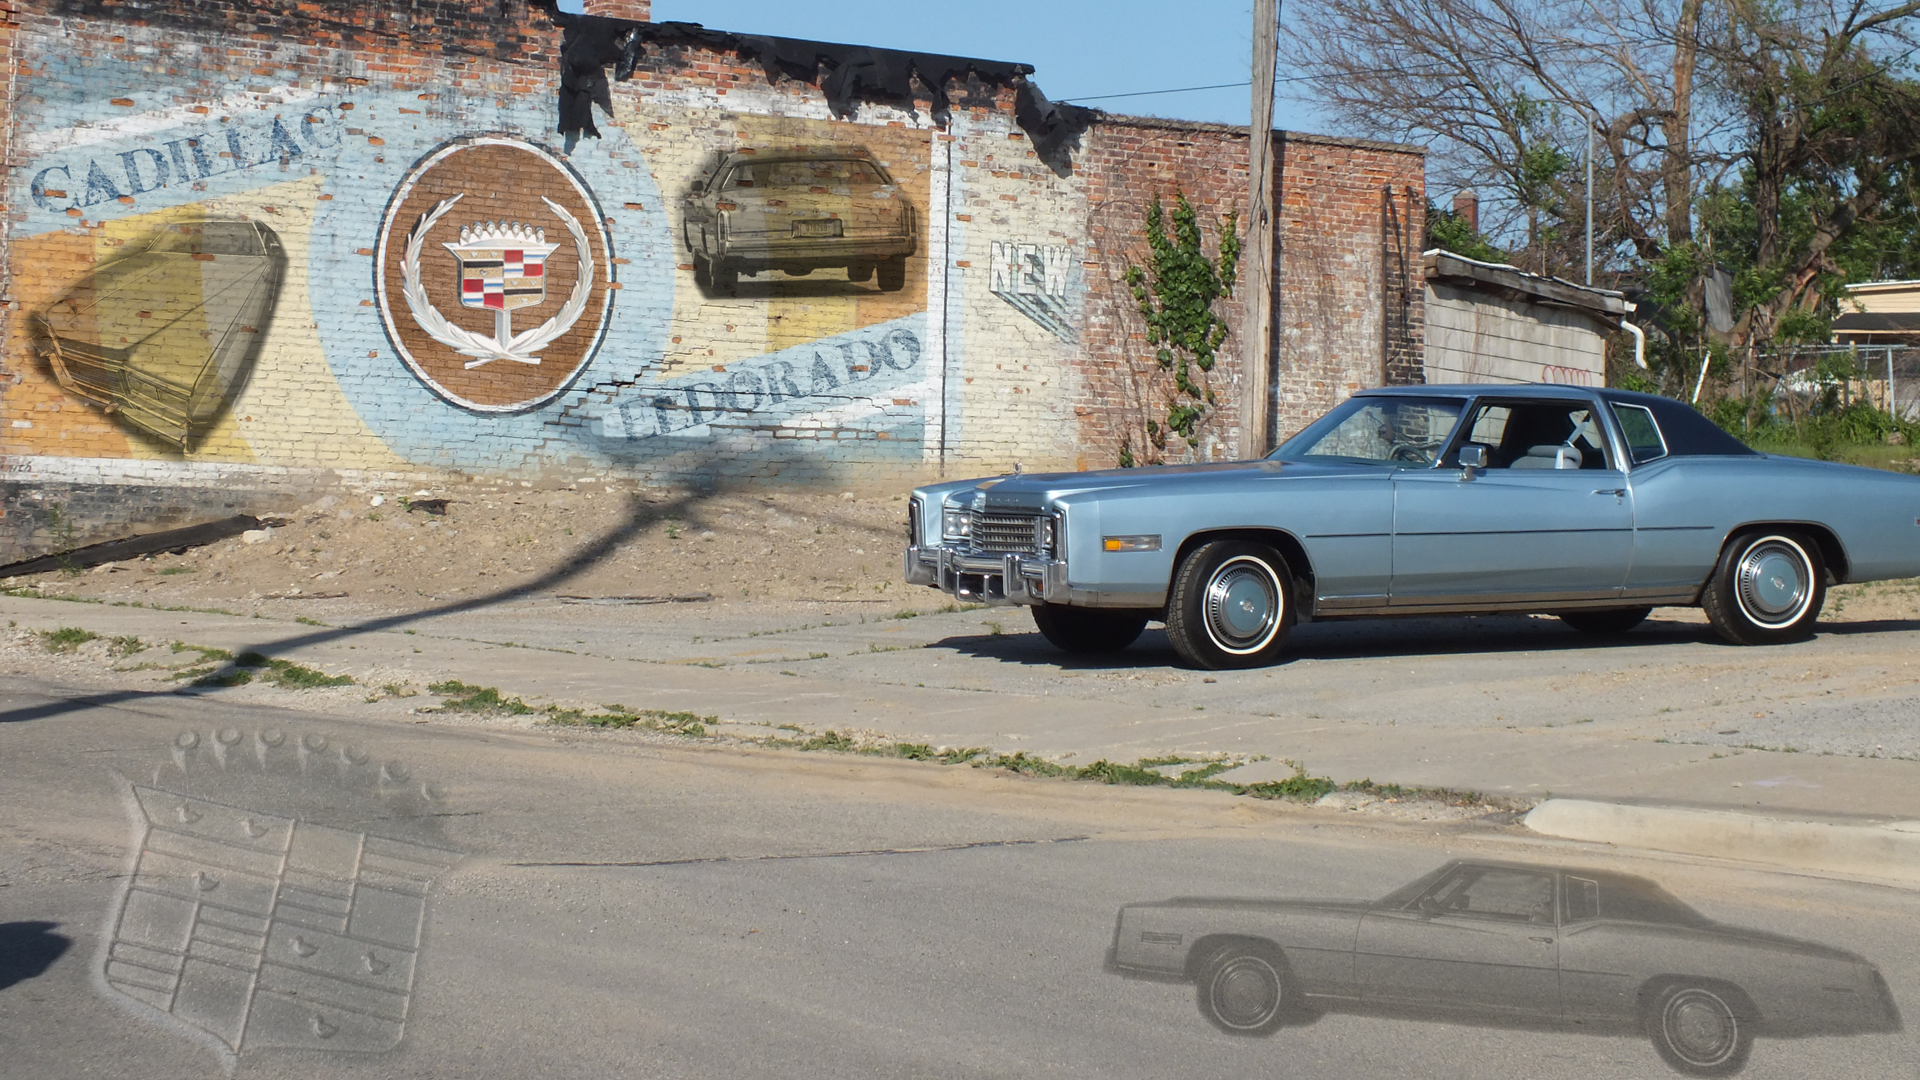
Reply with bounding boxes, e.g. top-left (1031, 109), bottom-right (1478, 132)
top-left (4, 60), bottom-right (956, 480)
